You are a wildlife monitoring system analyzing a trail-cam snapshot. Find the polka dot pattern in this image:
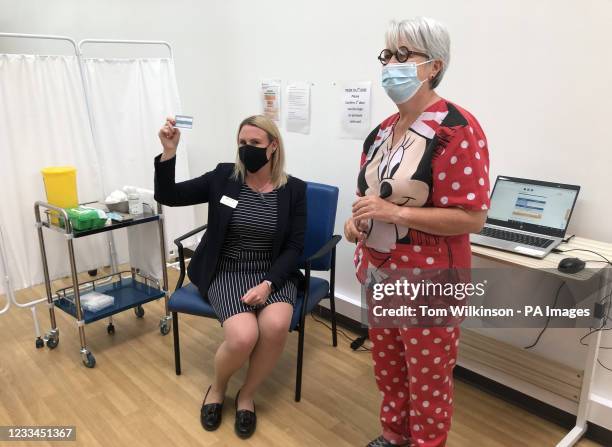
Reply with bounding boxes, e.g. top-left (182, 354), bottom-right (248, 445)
top-left (369, 326), bottom-right (460, 447)
top-left (432, 120), bottom-right (490, 213)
